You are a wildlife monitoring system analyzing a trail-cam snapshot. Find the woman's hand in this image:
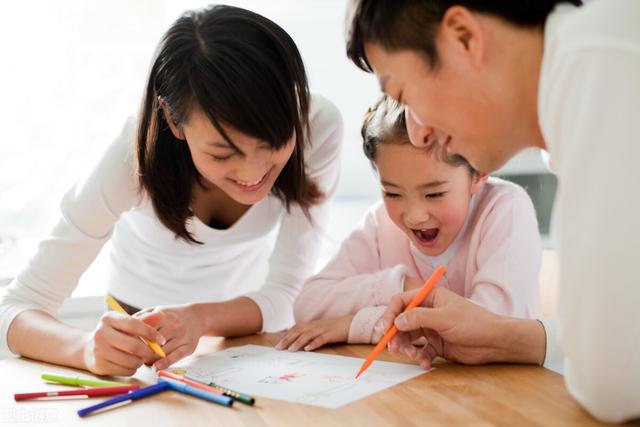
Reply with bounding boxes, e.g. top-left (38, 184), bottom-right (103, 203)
top-left (82, 311), bottom-right (166, 376)
top-left (275, 315), bottom-right (354, 352)
top-left (135, 304), bottom-right (206, 371)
